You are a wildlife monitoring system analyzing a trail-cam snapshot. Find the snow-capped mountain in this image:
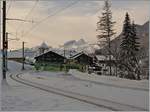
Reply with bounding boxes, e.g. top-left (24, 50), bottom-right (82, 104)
top-left (64, 40), bottom-right (76, 47)
top-left (62, 39), bottom-right (99, 54)
top-left (6, 38), bottom-right (99, 60)
top-left (75, 39), bottom-right (86, 46)
top-left (63, 39), bottom-right (86, 48)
